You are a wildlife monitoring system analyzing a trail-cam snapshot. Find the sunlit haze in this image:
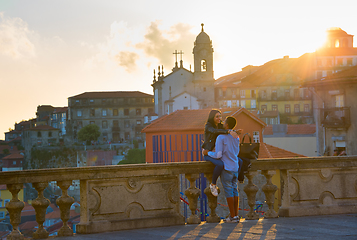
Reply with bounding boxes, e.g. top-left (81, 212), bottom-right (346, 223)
top-left (1, 0), bottom-right (356, 137)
